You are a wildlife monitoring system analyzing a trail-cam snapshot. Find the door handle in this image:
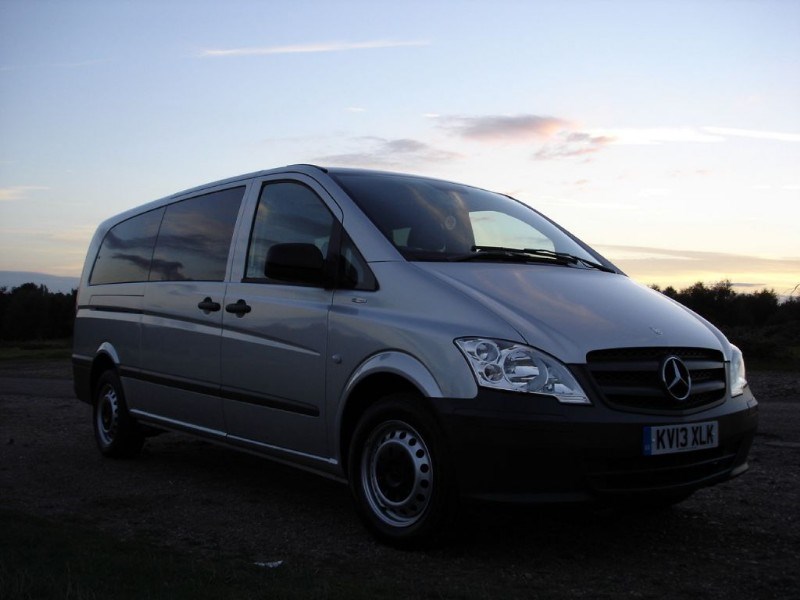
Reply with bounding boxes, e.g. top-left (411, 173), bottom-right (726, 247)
top-left (197, 297), bottom-right (221, 313)
top-left (225, 299), bottom-right (252, 316)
